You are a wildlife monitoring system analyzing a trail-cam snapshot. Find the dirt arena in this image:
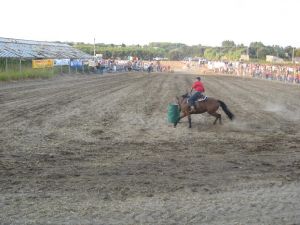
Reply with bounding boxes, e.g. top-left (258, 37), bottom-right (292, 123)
top-left (1, 72), bottom-right (300, 225)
